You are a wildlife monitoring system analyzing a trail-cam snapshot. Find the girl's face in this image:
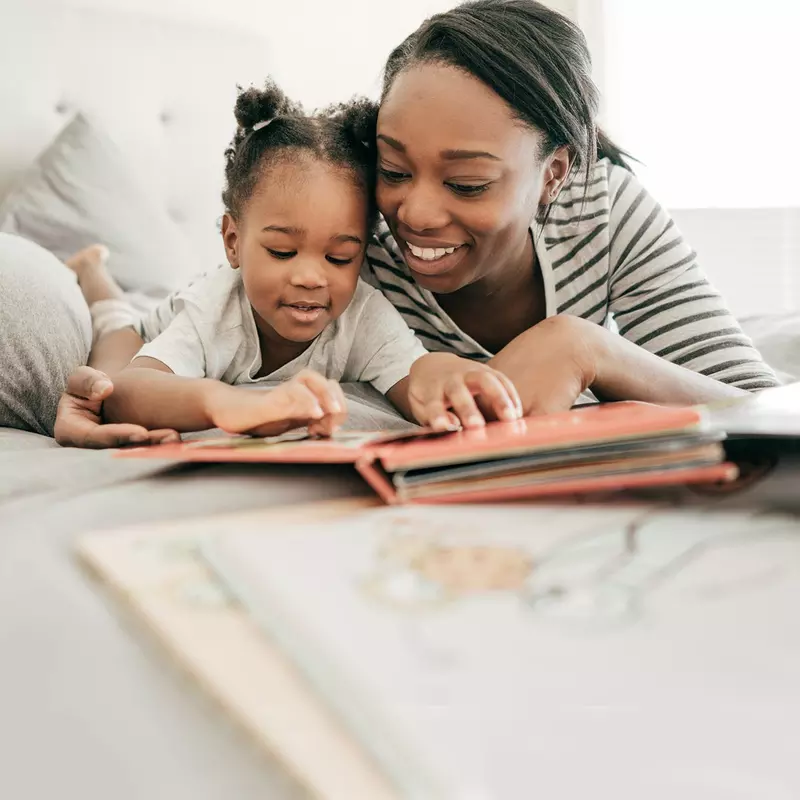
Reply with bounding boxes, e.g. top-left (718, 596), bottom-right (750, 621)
top-left (222, 156), bottom-right (367, 344)
top-left (377, 62), bottom-right (568, 294)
